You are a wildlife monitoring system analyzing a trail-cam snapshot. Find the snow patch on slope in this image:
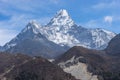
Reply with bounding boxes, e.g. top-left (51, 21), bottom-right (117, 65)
top-left (58, 56), bottom-right (98, 80)
top-left (64, 62), bottom-right (98, 80)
